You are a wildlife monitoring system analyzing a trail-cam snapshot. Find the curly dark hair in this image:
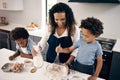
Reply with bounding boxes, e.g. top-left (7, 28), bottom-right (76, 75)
top-left (10, 27), bottom-right (29, 41)
top-left (80, 17), bottom-right (104, 37)
top-left (49, 2), bottom-right (76, 36)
